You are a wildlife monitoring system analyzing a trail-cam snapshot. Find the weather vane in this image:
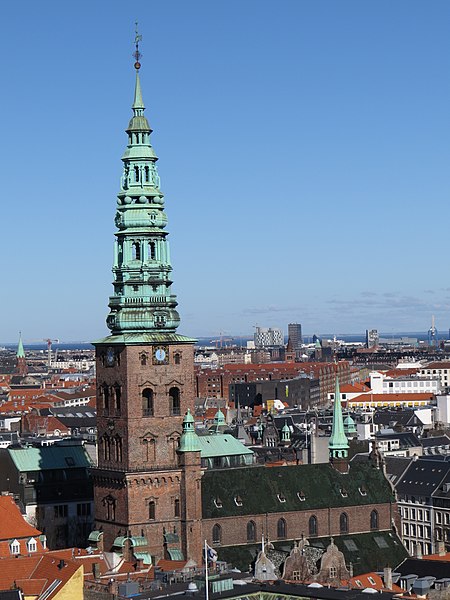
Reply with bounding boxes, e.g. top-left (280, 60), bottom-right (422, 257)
top-left (133, 21), bottom-right (142, 70)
